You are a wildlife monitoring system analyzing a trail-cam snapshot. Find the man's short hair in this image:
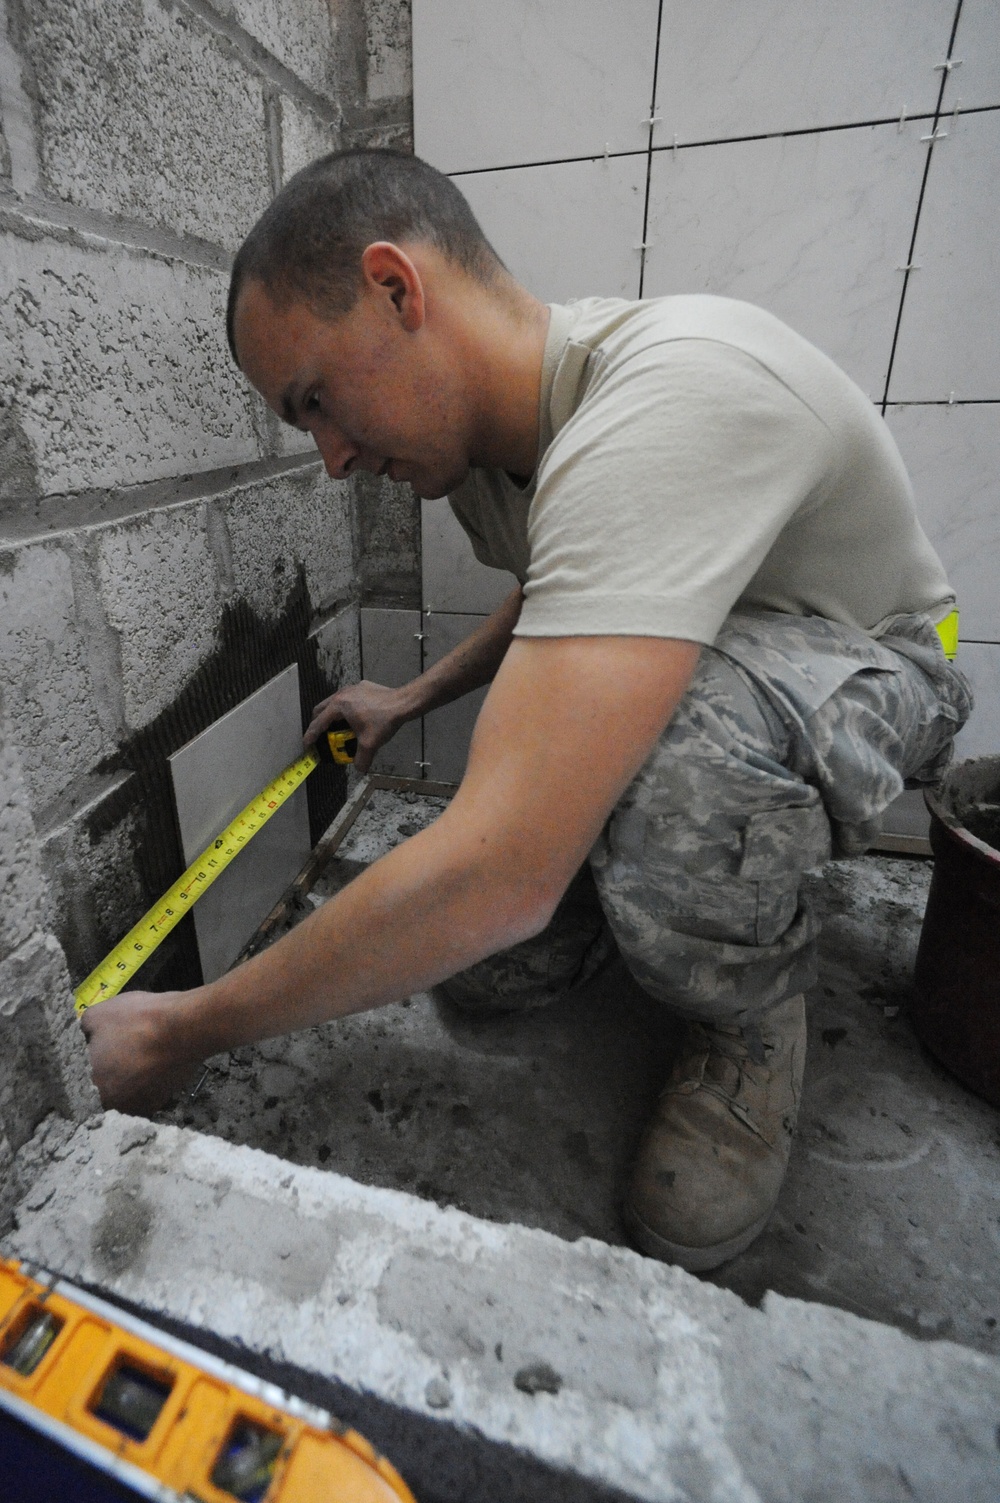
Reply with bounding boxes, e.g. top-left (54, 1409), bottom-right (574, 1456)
top-left (226, 148), bottom-right (504, 360)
